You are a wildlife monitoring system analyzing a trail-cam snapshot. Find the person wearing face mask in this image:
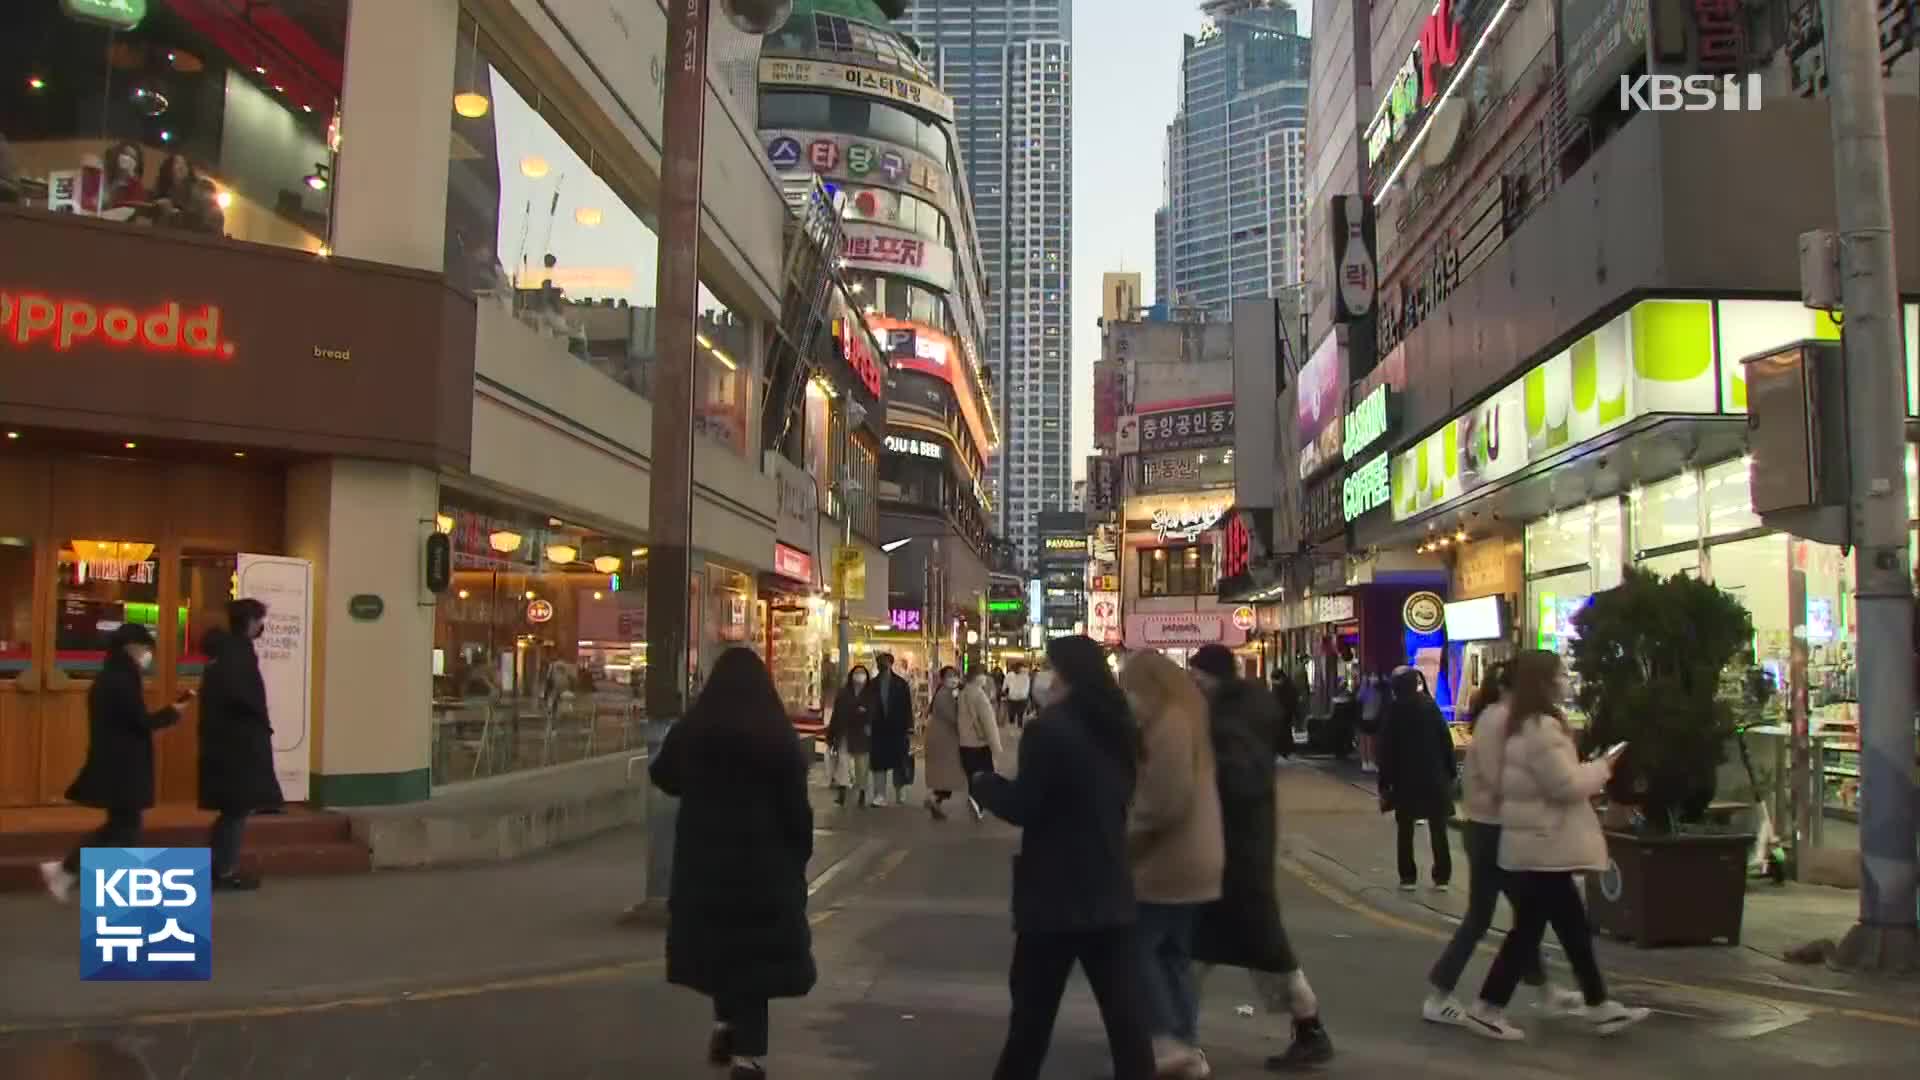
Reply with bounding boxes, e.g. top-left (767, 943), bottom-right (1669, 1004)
top-left (197, 599), bottom-right (285, 890)
top-left (41, 623), bottom-right (191, 903)
top-left (923, 666), bottom-right (967, 821)
top-left (957, 670), bottom-right (1004, 821)
top-left (825, 665), bottom-right (874, 807)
